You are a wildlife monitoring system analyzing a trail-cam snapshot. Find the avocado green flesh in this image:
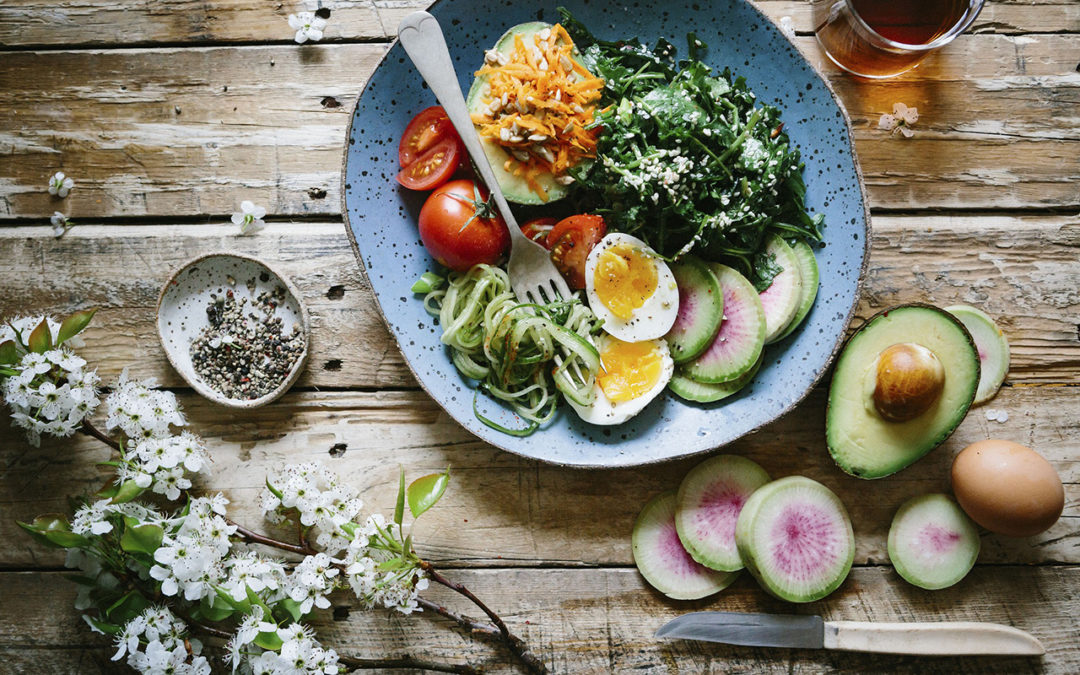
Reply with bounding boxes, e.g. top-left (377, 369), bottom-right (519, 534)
top-left (465, 21), bottom-right (568, 205)
top-left (826, 305), bottom-right (979, 479)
